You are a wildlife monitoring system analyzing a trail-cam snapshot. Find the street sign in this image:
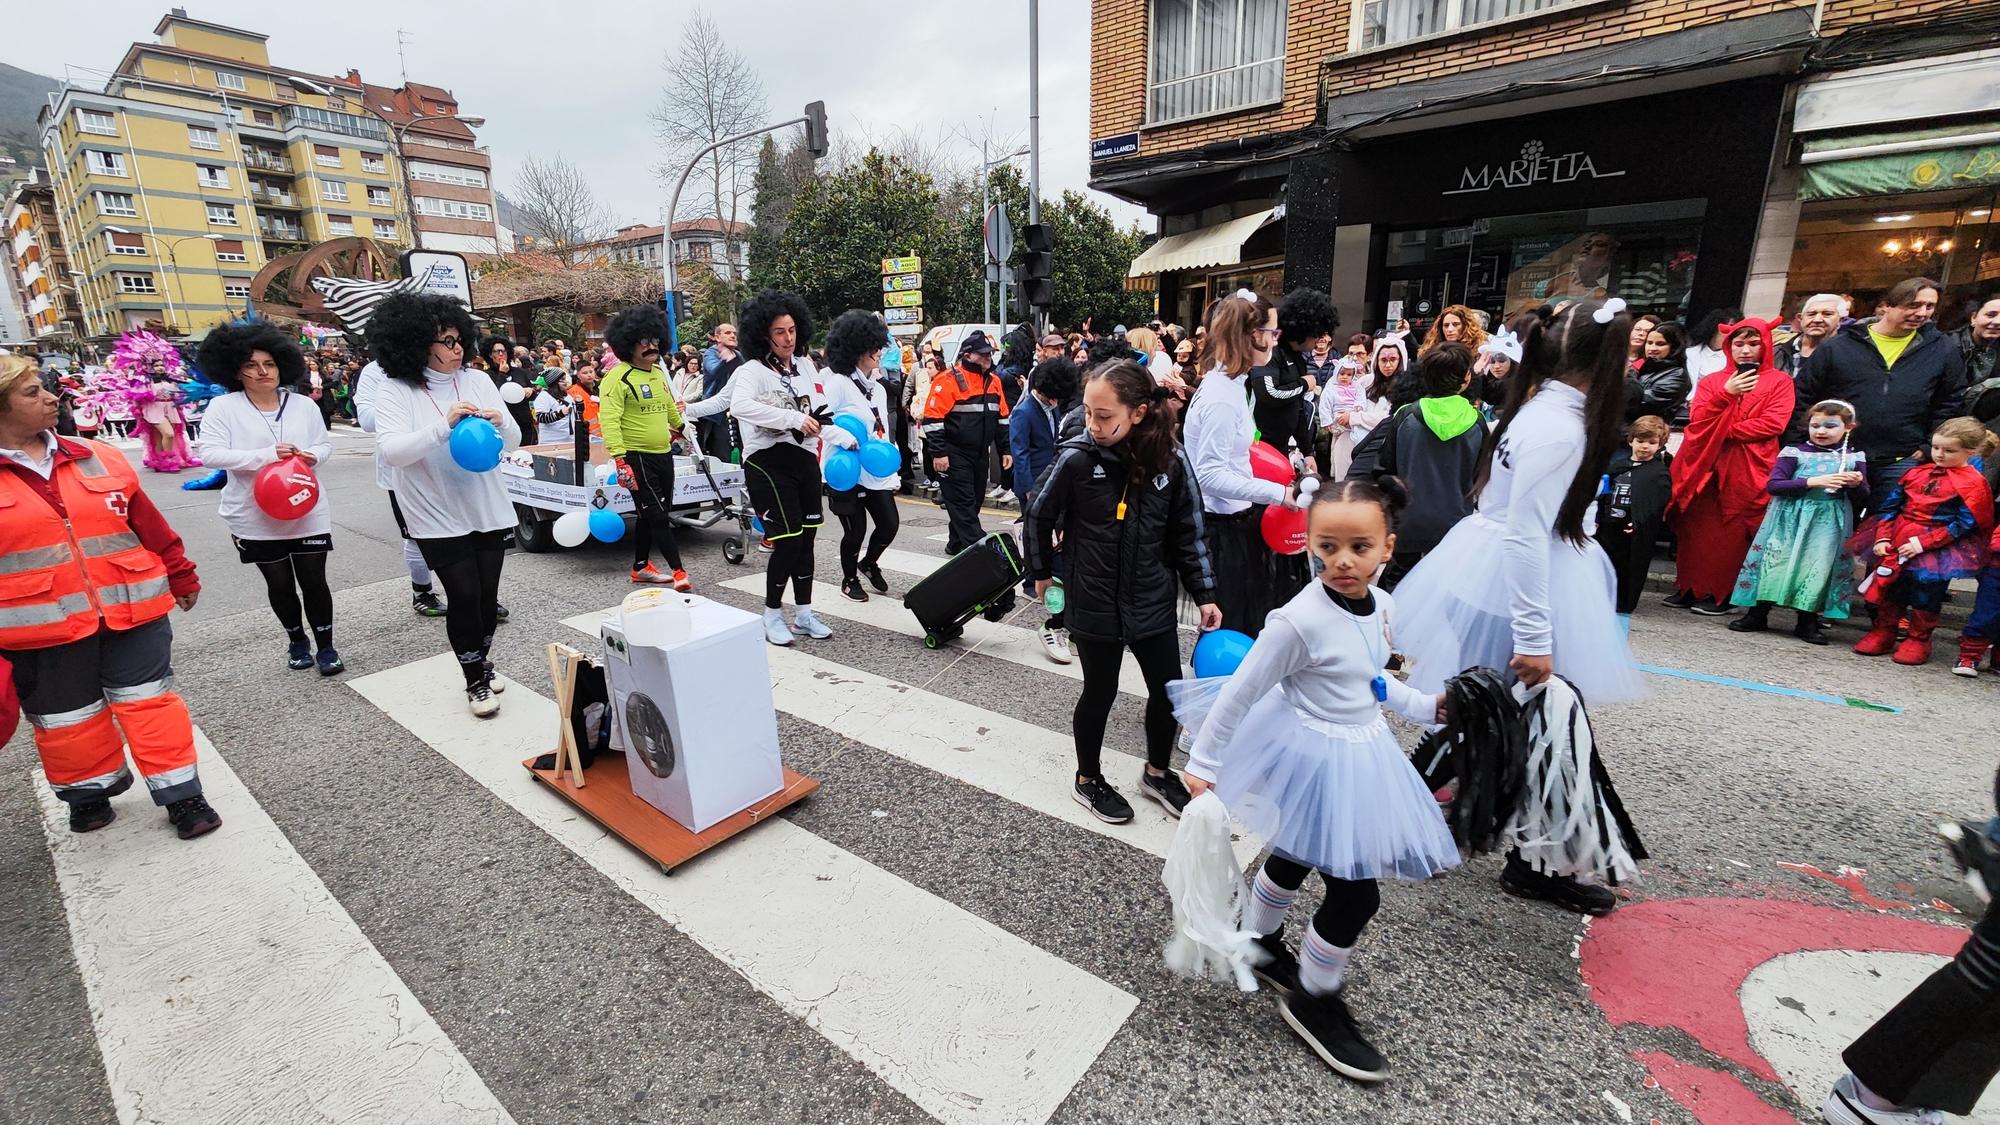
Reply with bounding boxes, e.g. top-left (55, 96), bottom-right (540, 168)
top-left (984, 263), bottom-right (1016, 284)
top-left (983, 206), bottom-right (1014, 264)
top-left (883, 307), bottom-right (922, 325)
top-left (882, 273), bottom-right (922, 293)
top-left (881, 255), bottom-right (921, 275)
top-left (883, 290), bottom-right (923, 309)
top-left (887, 321), bottom-right (924, 336)
top-left (1091, 132), bottom-right (1139, 162)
